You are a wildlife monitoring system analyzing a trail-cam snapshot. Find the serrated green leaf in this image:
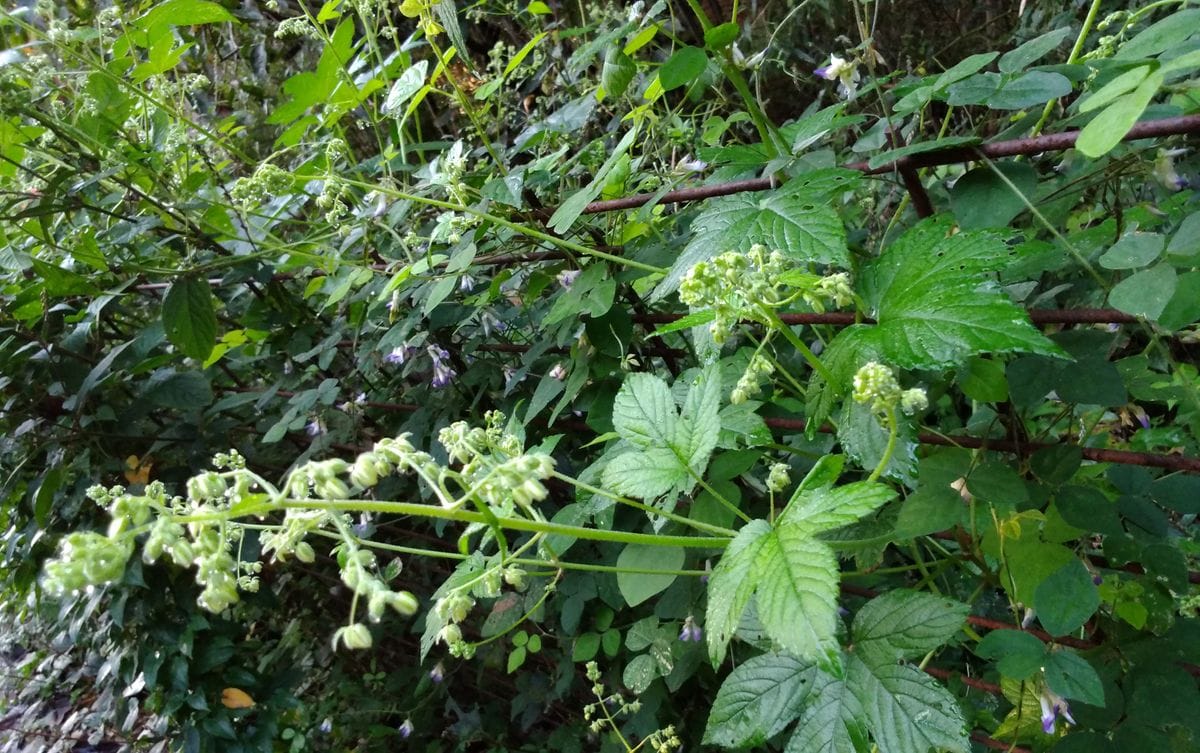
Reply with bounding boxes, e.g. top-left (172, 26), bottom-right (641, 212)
top-left (676, 362), bottom-right (721, 472)
top-left (654, 169), bottom-right (857, 298)
top-left (601, 447), bottom-right (686, 498)
top-left (837, 399), bottom-right (918, 485)
top-left (780, 481), bottom-right (897, 534)
top-left (616, 544), bottom-right (684, 606)
top-left (849, 658), bottom-right (970, 753)
top-left (162, 276), bottom-right (217, 361)
top-left (852, 590), bottom-right (969, 667)
top-left (704, 653), bottom-right (816, 747)
top-left (612, 372), bottom-right (677, 448)
top-left (855, 216), bottom-right (1064, 369)
top-left (755, 525), bottom-right (840, 665)
top-left (650, 309), bottom-right (715, 338)
top-left (706, 519), bottom-right (771, 666)
top-left (784, 672), bottom-right (868, 753)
